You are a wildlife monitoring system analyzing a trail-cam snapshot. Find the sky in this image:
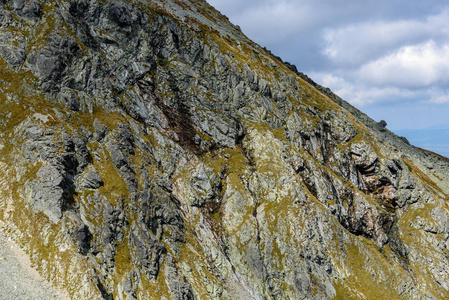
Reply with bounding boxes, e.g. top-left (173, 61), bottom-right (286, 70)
top-left (207, 0), bottom-right (449, 132)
